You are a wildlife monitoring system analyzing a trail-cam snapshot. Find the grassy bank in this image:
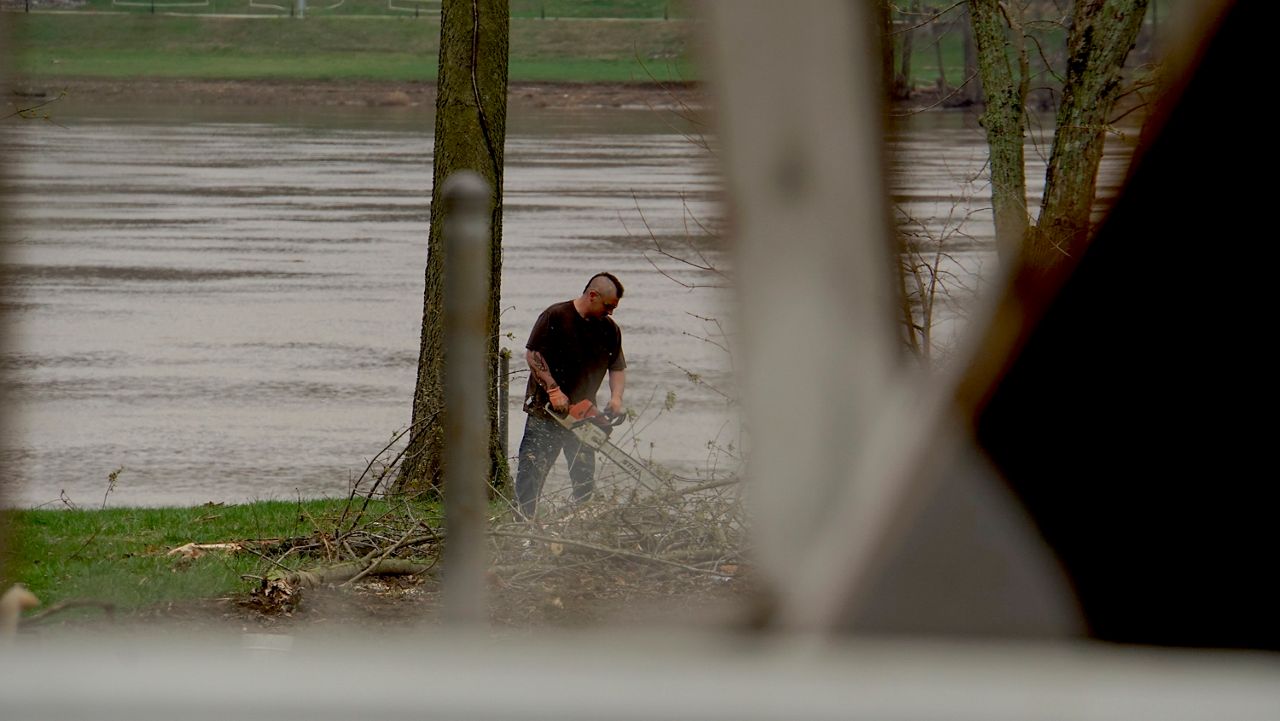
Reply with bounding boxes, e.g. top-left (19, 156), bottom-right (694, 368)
top-left (13, 0), bottom-right (692, 19)
top-left (9, 14), bottom-right (697, 83)
top-left (2, 498), bottom-right (398, 618)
